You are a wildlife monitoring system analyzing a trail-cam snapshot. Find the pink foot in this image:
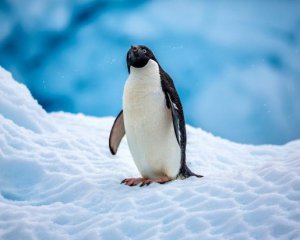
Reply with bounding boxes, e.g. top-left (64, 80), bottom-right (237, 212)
top-left (140, 176), bottom-right (172, 187)
top-left (121, 176), bottom-right (172, 187)
top-left (121, 178), bottom-right (147, 186)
